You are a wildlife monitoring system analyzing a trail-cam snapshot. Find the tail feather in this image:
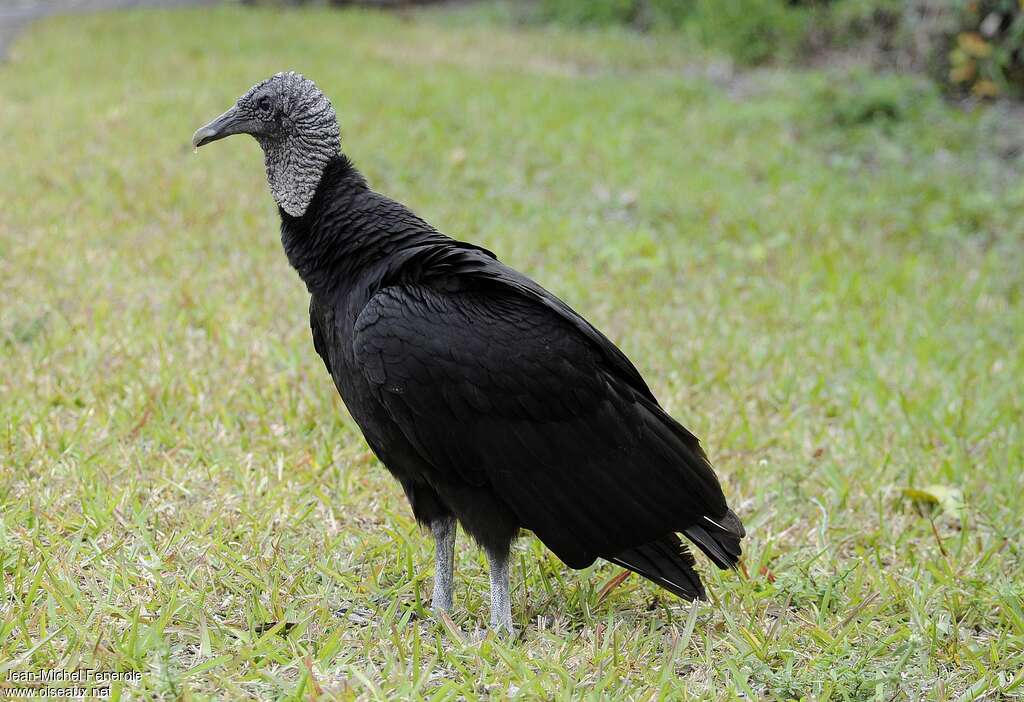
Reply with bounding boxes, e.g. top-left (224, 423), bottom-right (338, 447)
top-left (683, 509), bottom-right (745, 570)
top-left (607, 533), bottom-right (706, 601)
